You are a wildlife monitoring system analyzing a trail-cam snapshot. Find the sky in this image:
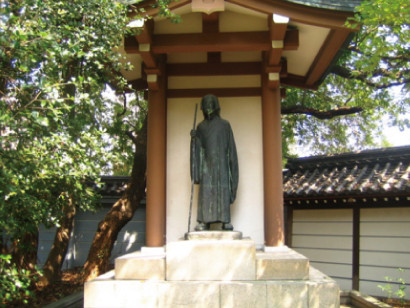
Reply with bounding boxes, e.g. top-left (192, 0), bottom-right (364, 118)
top-left (384, 125), bottom-right (410, 147)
